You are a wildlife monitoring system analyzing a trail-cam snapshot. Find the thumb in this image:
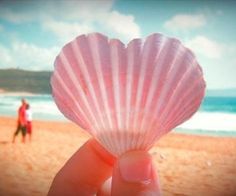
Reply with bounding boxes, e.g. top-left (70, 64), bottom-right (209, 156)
top-left (111, 151), bottom-right (161, 196)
